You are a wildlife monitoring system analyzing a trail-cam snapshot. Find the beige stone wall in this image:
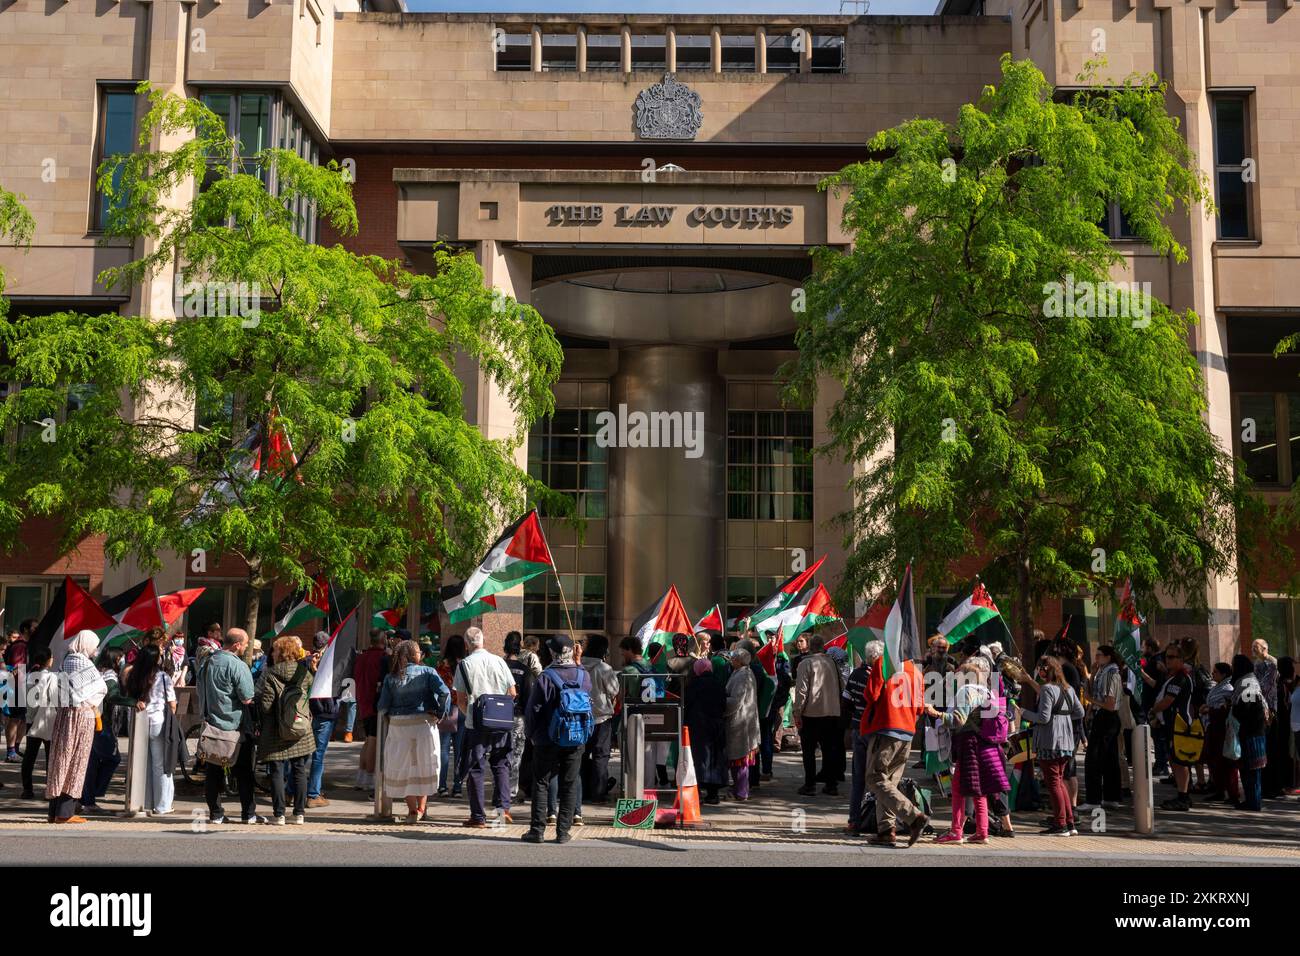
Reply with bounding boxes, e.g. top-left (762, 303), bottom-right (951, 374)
top-left (329, 15), bottom-right (1009, 144)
